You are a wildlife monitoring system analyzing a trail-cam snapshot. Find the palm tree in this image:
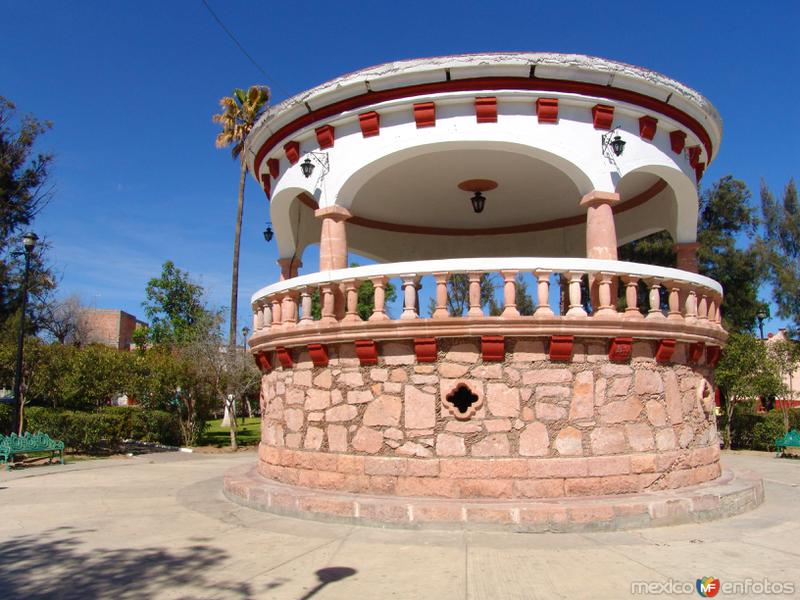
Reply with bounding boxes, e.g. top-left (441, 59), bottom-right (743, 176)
top-left (213, 85), bottom-right (270, 349)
